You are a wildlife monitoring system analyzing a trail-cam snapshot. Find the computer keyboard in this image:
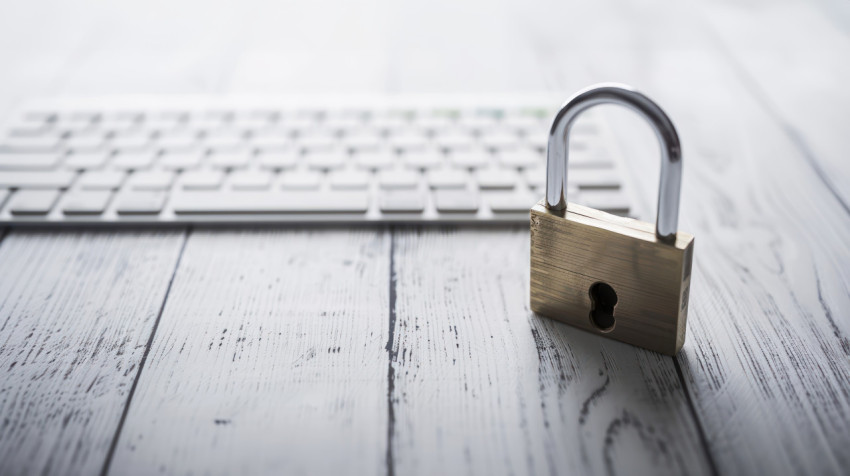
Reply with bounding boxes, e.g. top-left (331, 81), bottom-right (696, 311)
top-left (0, 95), bottom-right (633, 225)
